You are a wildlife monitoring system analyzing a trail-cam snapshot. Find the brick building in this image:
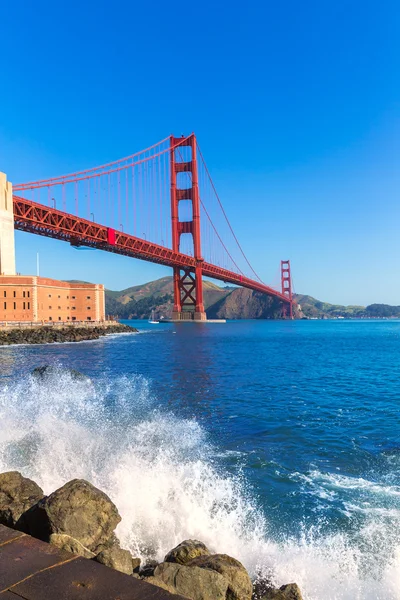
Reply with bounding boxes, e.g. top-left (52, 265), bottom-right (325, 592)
top-left (0, 276), bottom-right (105, 323)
